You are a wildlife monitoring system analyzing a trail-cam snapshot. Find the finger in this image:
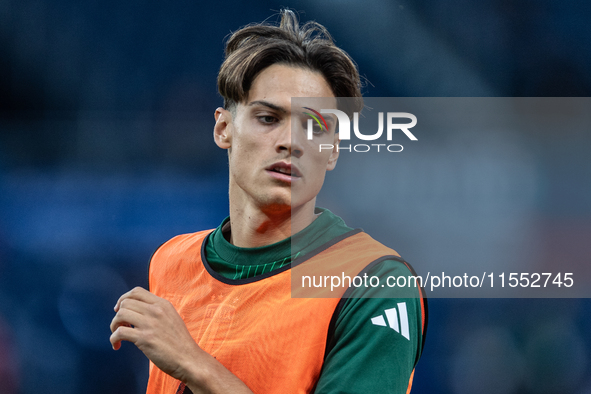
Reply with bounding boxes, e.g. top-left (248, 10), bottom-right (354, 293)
top-left (114, 286), bottom-right (153, 312)
top-left (110, 308), bottom-right (144, 334)
top-left (110, 325), bottom-right (137, 350)
top-left (118, 298), bottom-right (153, 315)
